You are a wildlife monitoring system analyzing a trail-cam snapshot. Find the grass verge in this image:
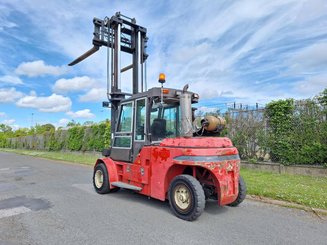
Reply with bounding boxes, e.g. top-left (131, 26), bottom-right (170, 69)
top-left (1, 148), bottom-right (326, 210)
top-left (241, 168), bottom-right (327, 210)
top-left (0, 148), bottom-right (97, 165)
